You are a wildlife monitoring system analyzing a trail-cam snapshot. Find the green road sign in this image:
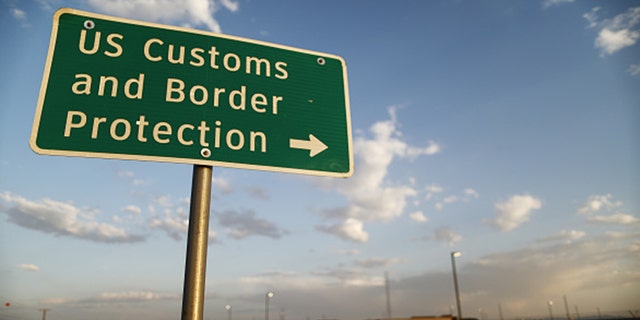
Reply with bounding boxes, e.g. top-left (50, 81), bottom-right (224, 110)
top-left (31, 8), bottom-right (353, 177)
